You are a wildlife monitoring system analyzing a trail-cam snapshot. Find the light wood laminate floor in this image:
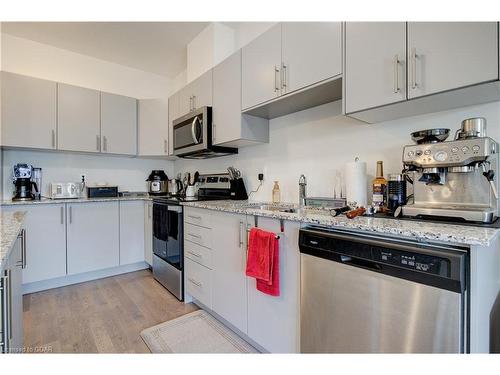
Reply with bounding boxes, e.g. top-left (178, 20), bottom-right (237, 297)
top-left (23, 269), bottom-right (198, 353)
